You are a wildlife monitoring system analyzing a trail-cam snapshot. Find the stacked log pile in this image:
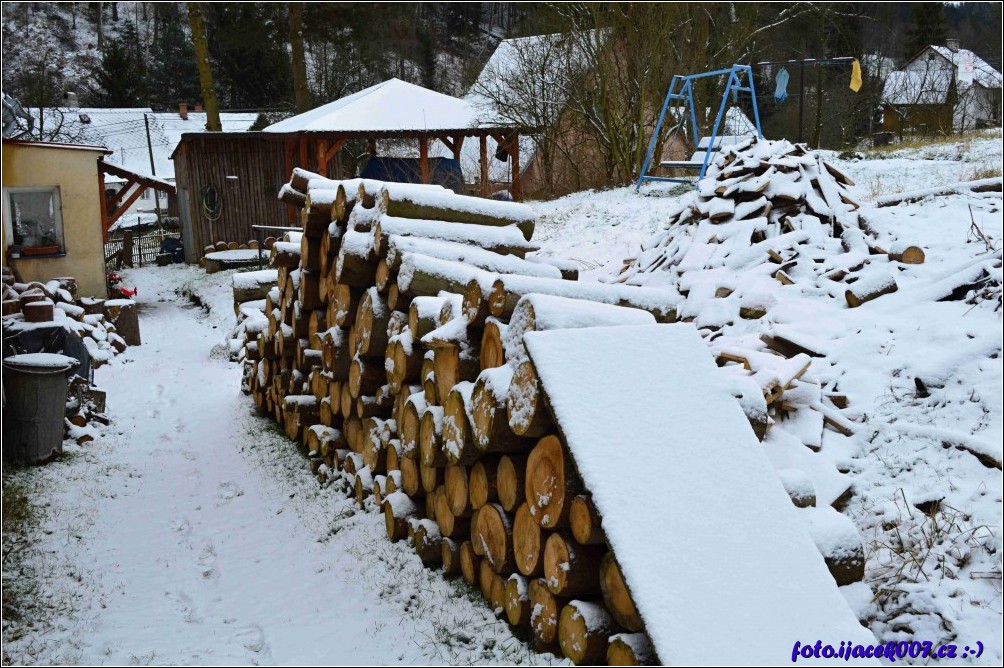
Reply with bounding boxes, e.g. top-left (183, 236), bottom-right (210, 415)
top-left (238, 166), bottom-right (866, 665)
top-left (2, 270), bottom-right (118, 442)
